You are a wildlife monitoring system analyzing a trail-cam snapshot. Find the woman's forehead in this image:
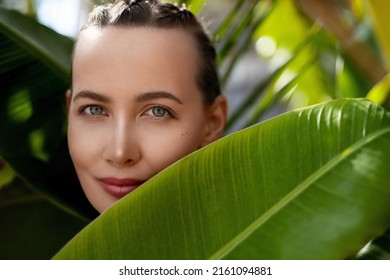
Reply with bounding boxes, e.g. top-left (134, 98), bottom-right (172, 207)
top-left (75, 26), bottom-right (198, 59)
top-left (72, 27), bottom-right (203, 104)
top-left (74, 27), bottom-right (199, 76)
